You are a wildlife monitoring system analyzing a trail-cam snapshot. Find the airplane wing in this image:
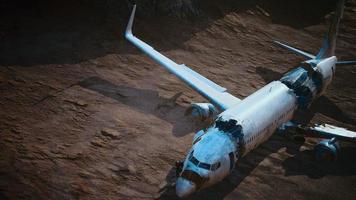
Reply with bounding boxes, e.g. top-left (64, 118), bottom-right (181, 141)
top-left (124, 5), bottom-right (241, 111)
top-left (295, 123), bottom-right (356, 142)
